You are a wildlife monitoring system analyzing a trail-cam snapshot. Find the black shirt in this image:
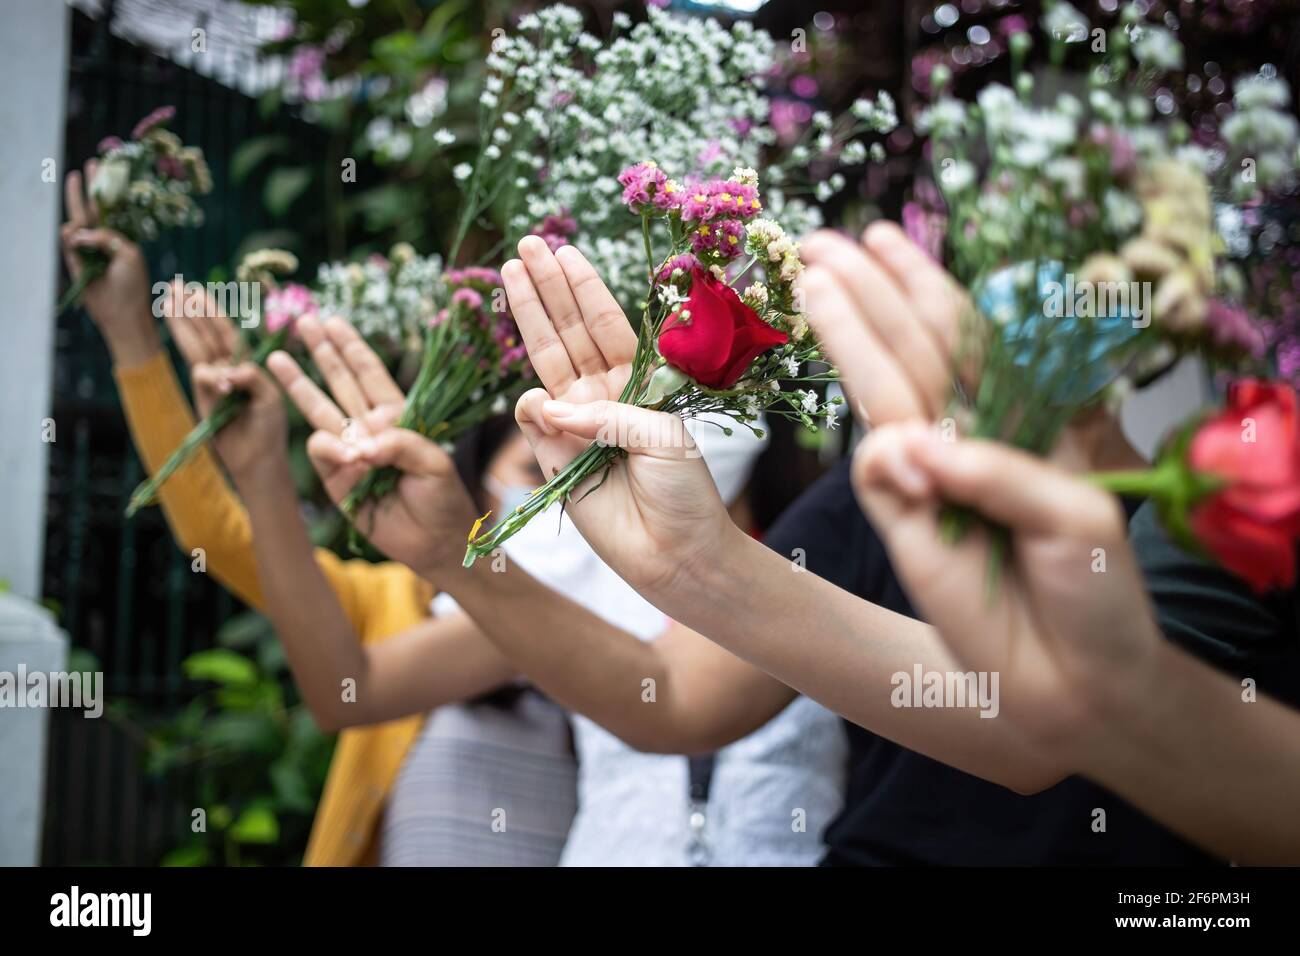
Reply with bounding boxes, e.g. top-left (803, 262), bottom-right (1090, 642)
top-left (762, 461), bottom-right (1218, 866)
